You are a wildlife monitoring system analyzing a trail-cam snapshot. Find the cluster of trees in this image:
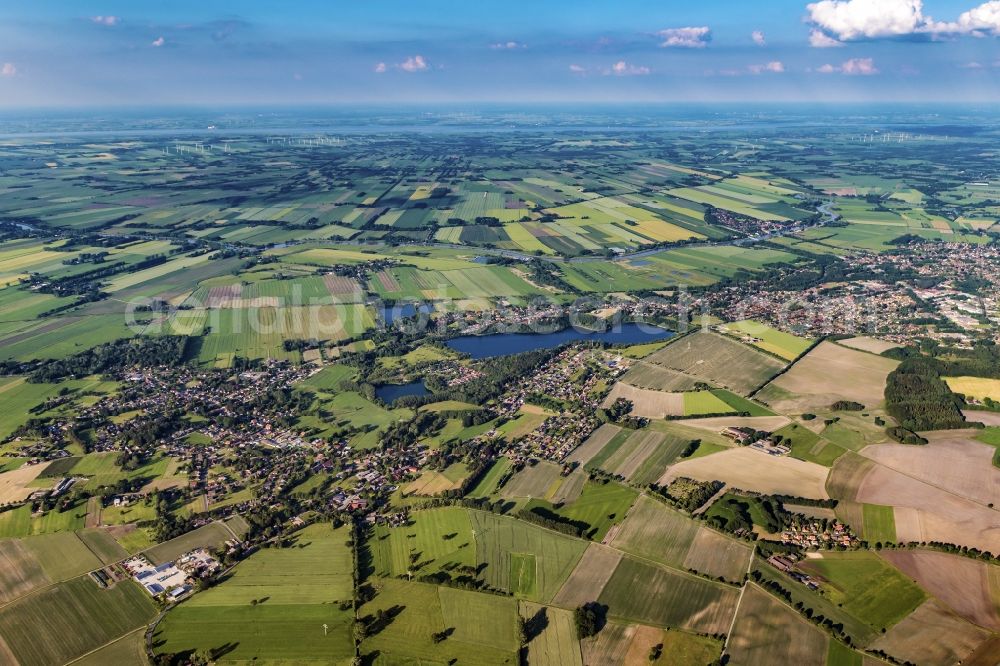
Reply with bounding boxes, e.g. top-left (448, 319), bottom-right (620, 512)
top-left (8, 335), bottom-right (190, 383)
top-left (573, 602), bottom-right (607, 639)
top-left (883, 349), bottom-right (971, 431)
top-left (650, 478), bottom-right (724, 513)
top-left (519, 505), bottom-right (591, 538)
top-left (830, 400), bottom-right (865, 411)
top-left (33, 253), bottom-right (167, 297)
